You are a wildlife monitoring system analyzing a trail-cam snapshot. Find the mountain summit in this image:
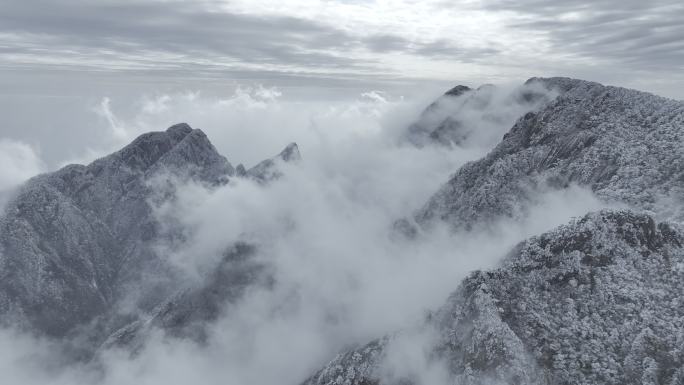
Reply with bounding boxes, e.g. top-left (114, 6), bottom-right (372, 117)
top-left (0, 124), bottom-right (297, 349)
top-left (414, 77), bottom-right (684, 231)
top-left (1, 77), bottom-right (682, 385)
top-left (306, 210), bottom-right (684, 385)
